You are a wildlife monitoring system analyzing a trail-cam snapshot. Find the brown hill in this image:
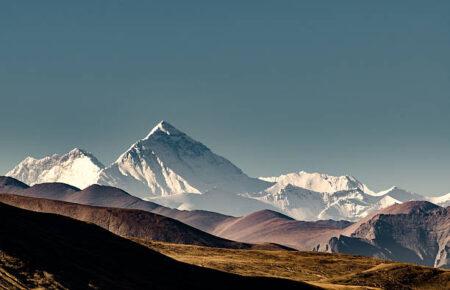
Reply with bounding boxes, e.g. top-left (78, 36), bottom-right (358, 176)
top-left (15, 182), bottom-right (80, 199)
top-left (5, 177), bottom-right (449, 268)
top-left (328, 201), bottom-right (450, 268)
top-left (0, 202), bottom-right (314, 290)
top-left (152, 206), bottom-right (234, 232)
top-left (211, 209), bottom-right (351, 250)
top-left (0, 194), bottom-right (254, 249)
top-left (0, 178), bottom-right (232, 232)
top-left (0, 178), bottom-right (350, 251)
top-left (0, 176), bottom-right (29, 194)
